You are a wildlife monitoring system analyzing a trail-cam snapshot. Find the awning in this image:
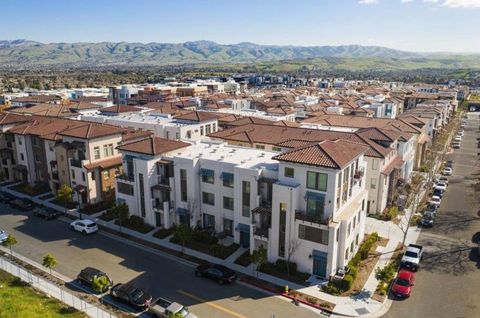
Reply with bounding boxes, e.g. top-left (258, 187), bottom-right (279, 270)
top-left (236, 223), bottom-right (250, 233)
top-left (176, 207), bottom-right (189, 216)
top-left (381, 156), bottom-right (404, 176)
top-left (312, 250), bottom-right (328, 260)
top-left (83, 156), bottom-right (122, 171)
top-left (305, 191), bottom-right (325, 201)
top-left (200, 168), bottom-right (214, 177)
